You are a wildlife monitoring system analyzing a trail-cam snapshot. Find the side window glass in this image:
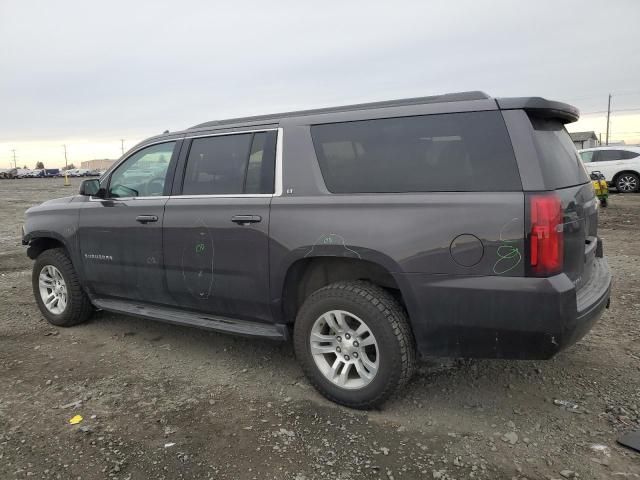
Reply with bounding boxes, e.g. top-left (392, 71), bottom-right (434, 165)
top-left (182, 131), bottom-right (277, 195)
top-left (310, 112), bottom-right (521, 193)
top-left (109, 142), bottom-right (176, 198)
top-left (598, 150), bottom-right (622, 161)
top-left (244, 131), bottom-right (277, 194)
top-left (579, 151), bottom-right (594, 163)
top-left (620, 150), bottom-right (639, 160)
top-left (244, 132), bottom-right (266, 194)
